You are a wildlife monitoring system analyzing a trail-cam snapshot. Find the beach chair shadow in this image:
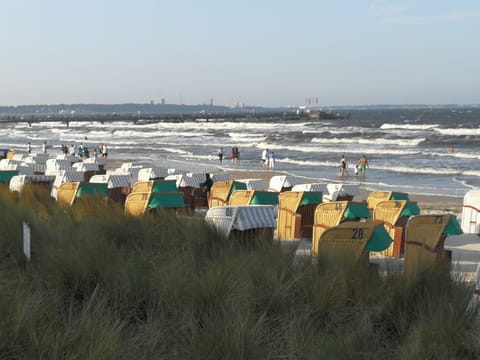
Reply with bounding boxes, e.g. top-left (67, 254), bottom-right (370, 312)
top-left (404, 214), bottom-right (463, 279)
